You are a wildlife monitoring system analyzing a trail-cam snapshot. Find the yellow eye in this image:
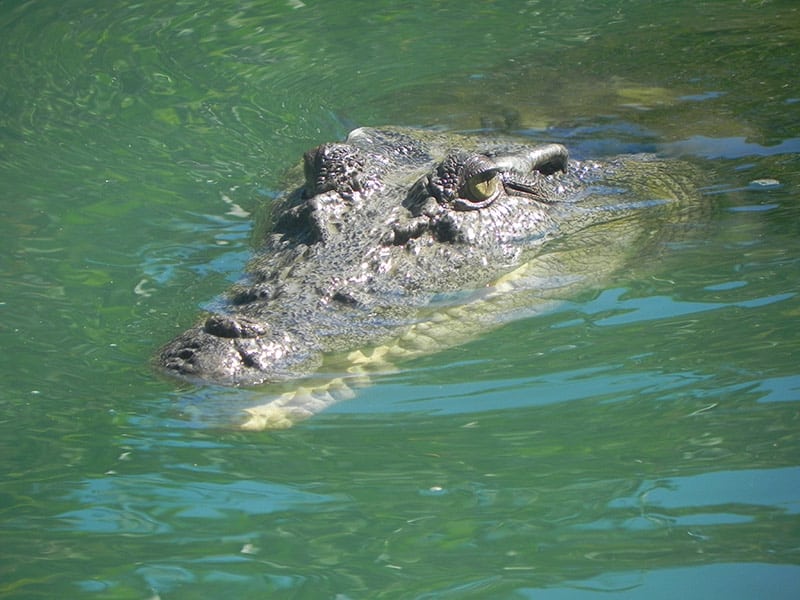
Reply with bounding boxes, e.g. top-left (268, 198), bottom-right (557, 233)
top-left (465, 171), bottom-right (501, 203)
